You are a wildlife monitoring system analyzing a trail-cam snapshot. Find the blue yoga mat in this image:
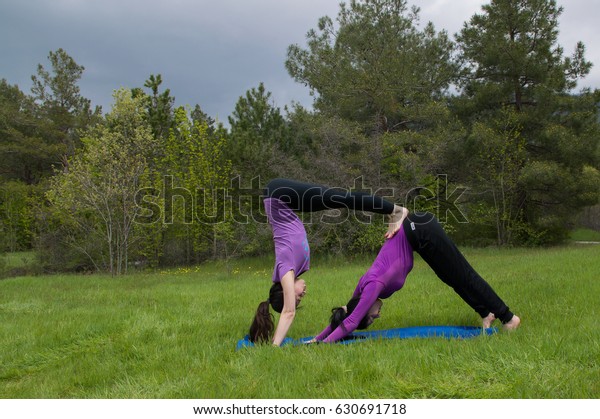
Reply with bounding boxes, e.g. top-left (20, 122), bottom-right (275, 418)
top-left (236, 325), bottom-right (497, 350)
